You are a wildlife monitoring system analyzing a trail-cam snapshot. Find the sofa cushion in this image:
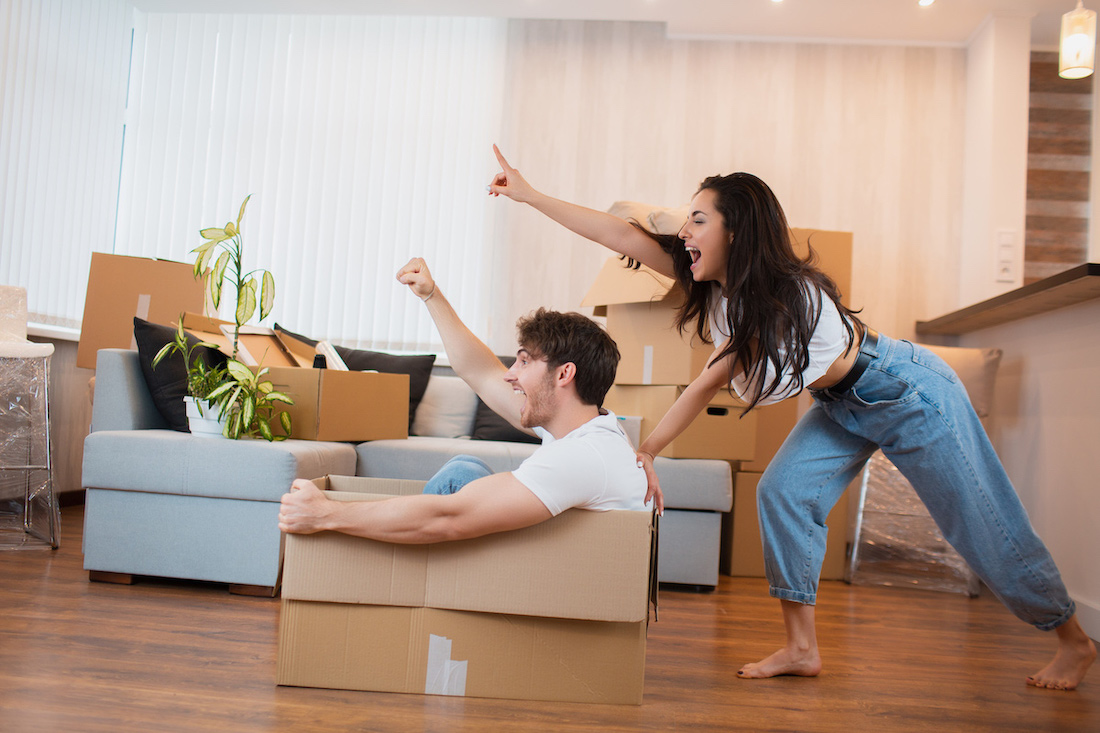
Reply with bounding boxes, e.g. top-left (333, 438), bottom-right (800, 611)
top-left (82, 430), bottom-right (357, 502)
top-left (133, 317), bottom-right (227, 433)
top-left (412, 375), bottom-right (478, 438)
top-left (275, 323), bottom-right (435, 431)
